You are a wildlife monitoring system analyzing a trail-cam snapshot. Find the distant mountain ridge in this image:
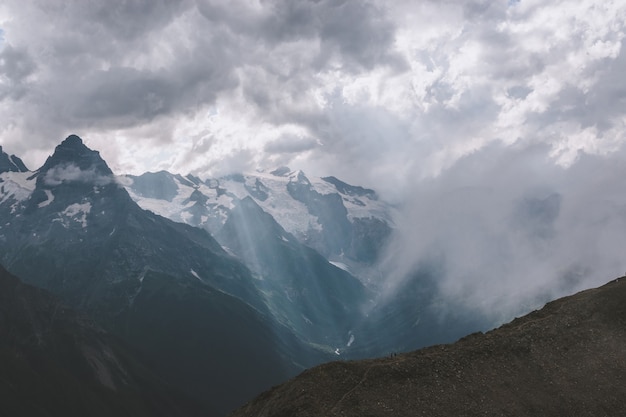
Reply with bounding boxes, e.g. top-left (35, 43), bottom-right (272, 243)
top-left (122, 167), bottom-right (394, 274)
